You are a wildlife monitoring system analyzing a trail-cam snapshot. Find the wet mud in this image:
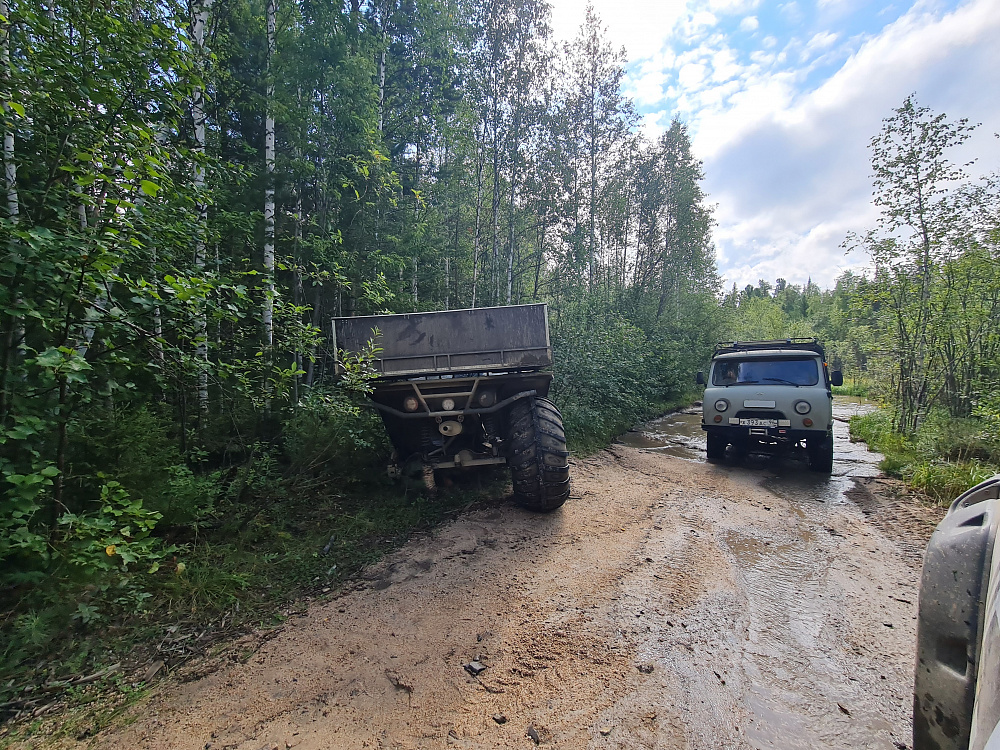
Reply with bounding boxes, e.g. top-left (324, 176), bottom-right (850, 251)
top-left (38, 398), bottom-right (941, 750)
